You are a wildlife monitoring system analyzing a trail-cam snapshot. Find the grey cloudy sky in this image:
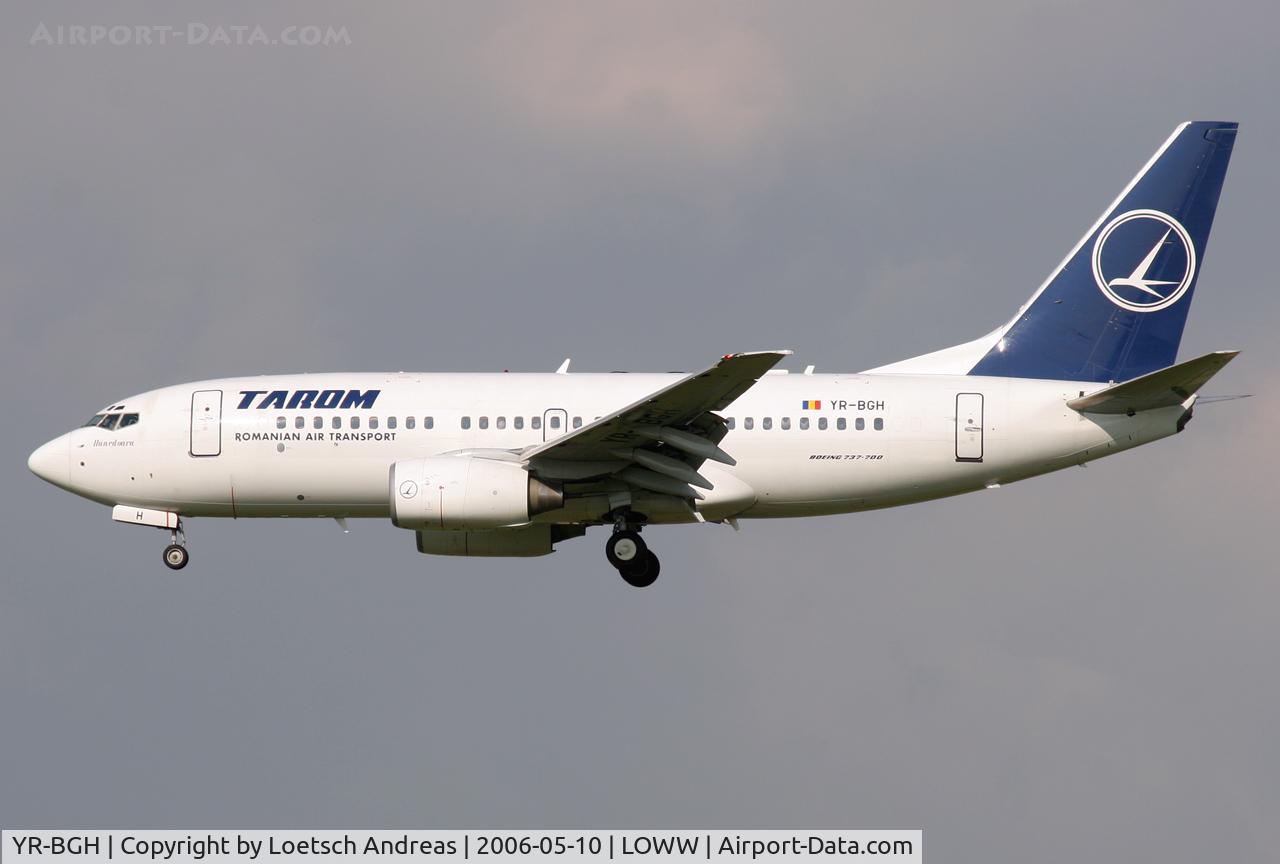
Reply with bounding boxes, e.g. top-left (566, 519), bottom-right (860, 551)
top-left (2, 1), bottom-right (1277, 860)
